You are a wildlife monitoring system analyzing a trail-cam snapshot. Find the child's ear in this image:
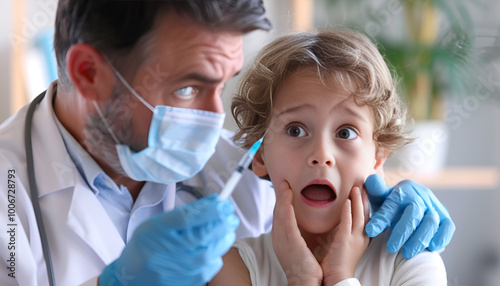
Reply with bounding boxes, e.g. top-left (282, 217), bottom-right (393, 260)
top-left (373, 147), bottom-right (389, 177)
top-left (251, 147), bottom-right (269, 178)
